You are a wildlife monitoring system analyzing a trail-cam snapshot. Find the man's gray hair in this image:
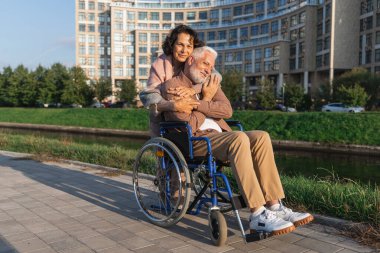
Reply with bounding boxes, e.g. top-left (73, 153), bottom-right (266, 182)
top-left (191, 46), bottom-right (218, 60)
